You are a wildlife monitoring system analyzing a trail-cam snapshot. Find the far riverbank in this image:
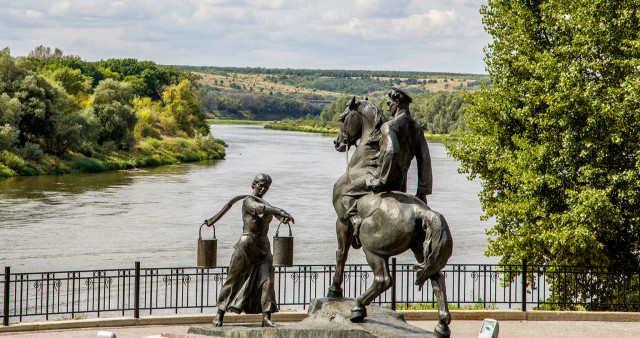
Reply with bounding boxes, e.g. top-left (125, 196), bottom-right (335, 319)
top-left (263, 120), bottom-right (458, 141)
top-left (206, 118), bottom-right (458, 141)
top-left (0, 136), bottom-right (225, 179)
